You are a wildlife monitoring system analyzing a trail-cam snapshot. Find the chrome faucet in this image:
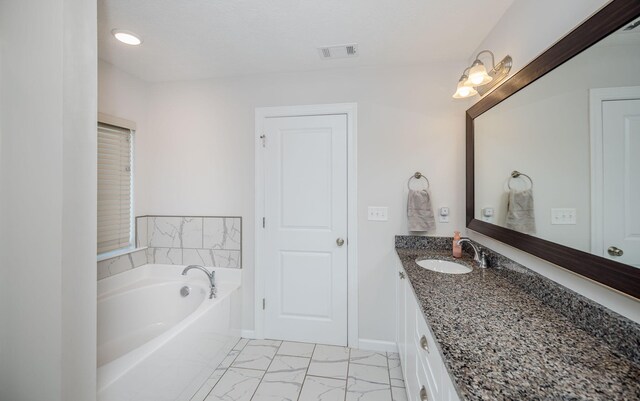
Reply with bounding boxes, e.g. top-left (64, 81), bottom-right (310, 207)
top-left (457, 238), bottom-right (488, 268)
top-left (182, 265), bottom-right (217, 298)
